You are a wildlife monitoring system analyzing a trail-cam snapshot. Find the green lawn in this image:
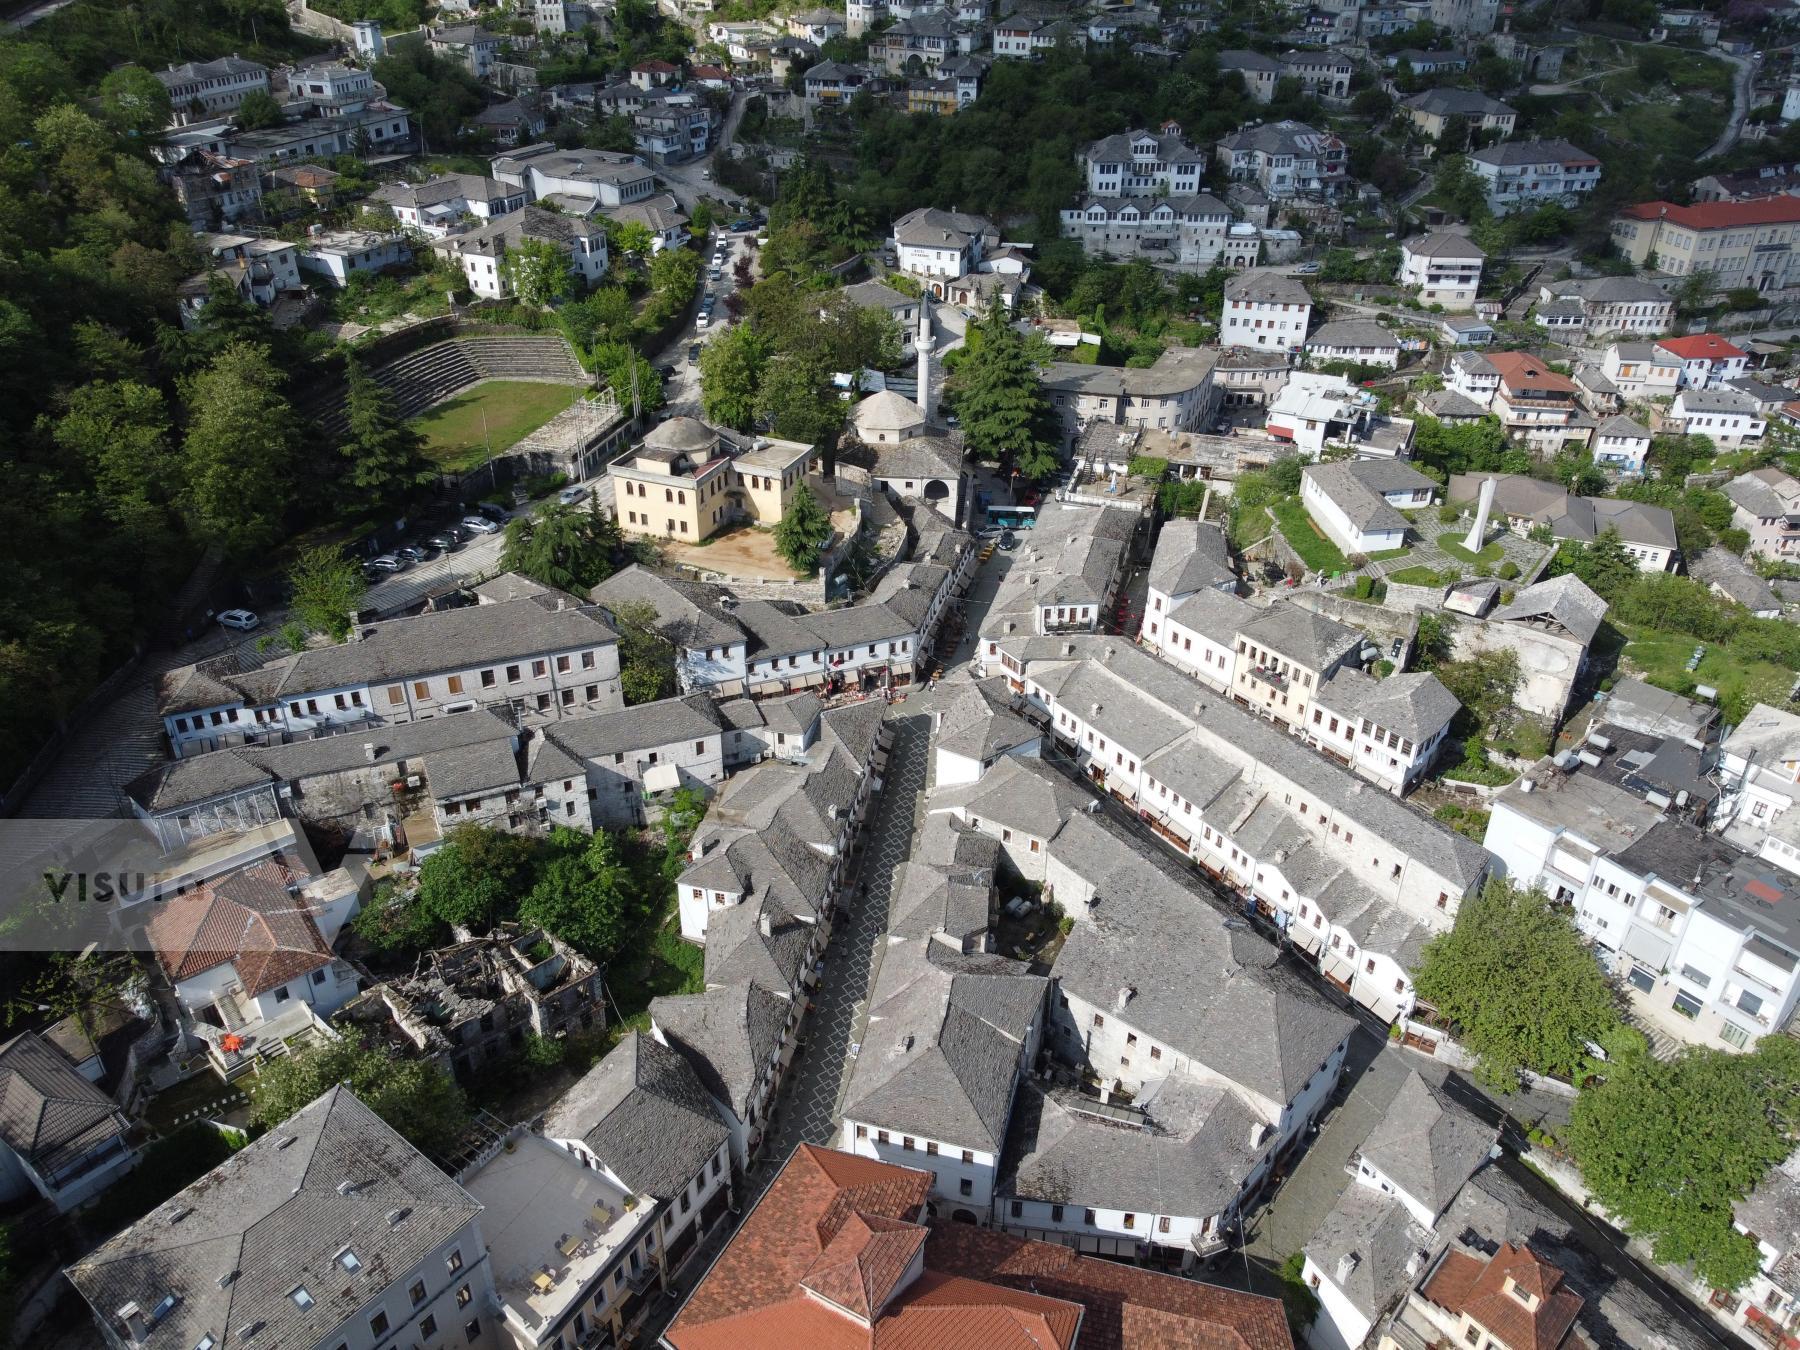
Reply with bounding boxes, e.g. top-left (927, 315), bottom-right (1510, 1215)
top-left (1436, 531), bottom-right (1504, 567)
top-left (1270, 496), bottom-right (1349, 574)
top-left (411, 381), bottom-right (583, 472)
top-left (1366, 545), bottom-right (1412, 563)
top-left (1389, 565), bottom-right (1450, 588)
top-left (1619, 624), bottom-right (1796, 721)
